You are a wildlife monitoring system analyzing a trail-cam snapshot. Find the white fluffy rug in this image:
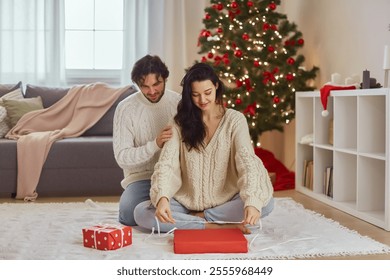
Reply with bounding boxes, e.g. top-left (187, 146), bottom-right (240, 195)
top-left (1, 198), bottom-right (389, 260)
